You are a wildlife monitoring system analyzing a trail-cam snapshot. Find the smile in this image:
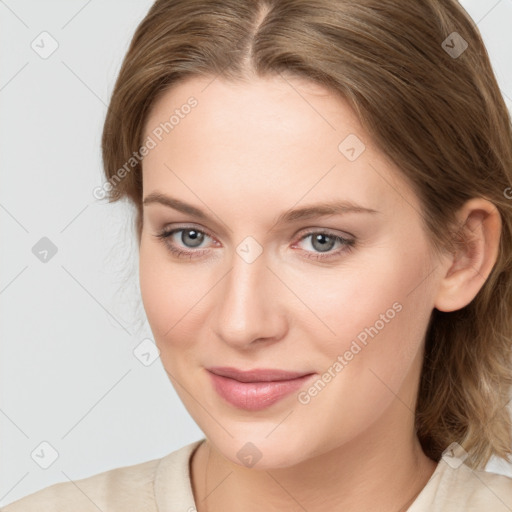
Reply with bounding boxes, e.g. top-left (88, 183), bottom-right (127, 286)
top-left (207, 368), bottom-right (316, 411)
